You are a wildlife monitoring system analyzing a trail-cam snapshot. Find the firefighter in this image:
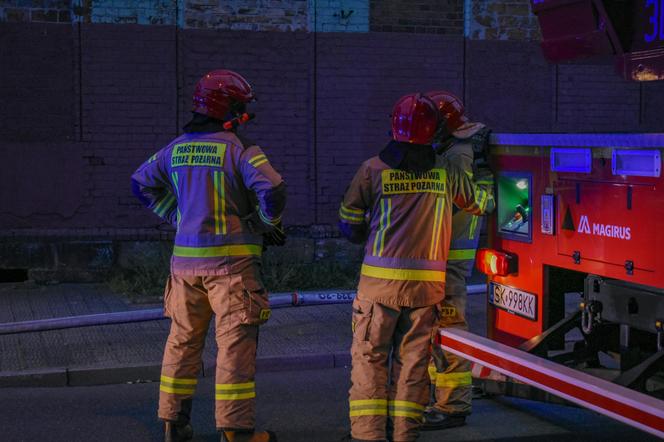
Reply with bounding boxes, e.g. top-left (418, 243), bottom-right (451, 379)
top-left (131, 69), bottom-right (285, 442)
top-left (421, 91), bottom-right (492, 431)
top-left (339, 93), bottom-right (494, 442)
